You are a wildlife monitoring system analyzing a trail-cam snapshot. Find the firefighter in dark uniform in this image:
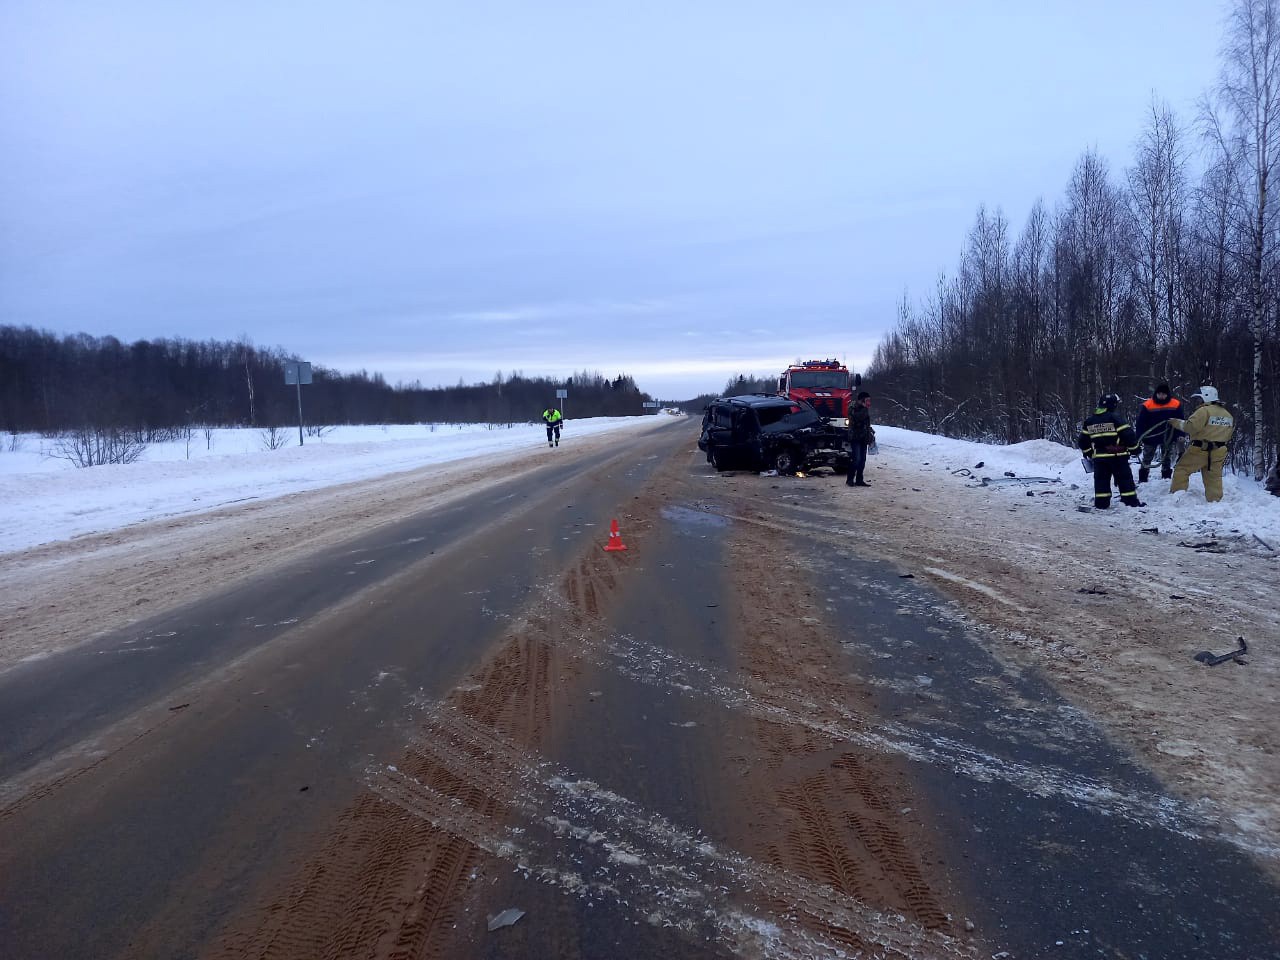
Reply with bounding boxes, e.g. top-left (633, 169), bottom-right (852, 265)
top-left (1079, 393), bottom-right (1145, 508)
